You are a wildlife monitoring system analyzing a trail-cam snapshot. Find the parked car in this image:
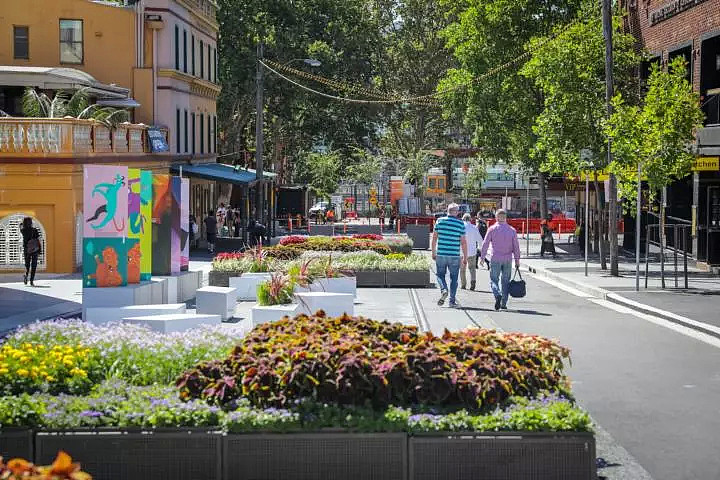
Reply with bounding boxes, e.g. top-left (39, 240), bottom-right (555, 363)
top-left (309, 202), bottom-right (330, 216)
